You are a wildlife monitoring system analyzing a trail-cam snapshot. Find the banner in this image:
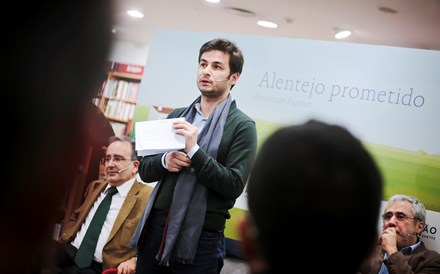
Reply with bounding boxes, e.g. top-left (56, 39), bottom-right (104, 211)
top-left (134, 29), bottom-right (440, 252)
